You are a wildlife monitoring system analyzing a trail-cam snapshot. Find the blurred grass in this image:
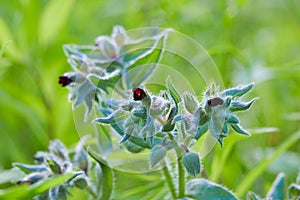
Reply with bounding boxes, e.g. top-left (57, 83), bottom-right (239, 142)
top-left (0, 0), bottom-right (299, 199)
